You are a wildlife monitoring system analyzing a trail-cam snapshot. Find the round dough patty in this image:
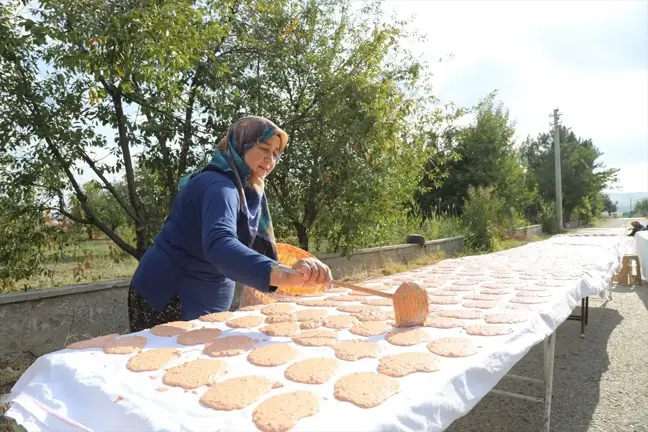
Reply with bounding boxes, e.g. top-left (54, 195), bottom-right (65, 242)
top-left (377, 352), bottom-right (440, 377)
top-left (199, 312), bottom-right (234, 323)
top-left (151, 321), bottom-right (194, 337)
top-left (427, 337), bottom-right (478, 357)
top-left (349, 321), bottom-right (391, 337)
top-left (163, 358), bottom-right (227, 389)
top-left (253, 391), bottom-right (320, 432)
top-left (226, 315), bottom-right (265, 328)
top-left (103, 335), bottom-right (147, 354)
top-left (284, 358), bottom-right (338, 384)
top-left (177, 328), bottom-right (222, 345)
top-left (260, 322), bottom-right (301, 337)
top-left (203, 335), bottom-right (258, 357)
top-left (333, 340), bottom-right (381, 361)
top-left (200, 376), bottom-right (275, 411)
top-left (385, 328), bottom-right (429, 347)
top-left (126, 348), bottom-right (180, 372)
top-left (247, 343), bottom-right (299, 367)
top-left (334, 372), bottom-right (400, 408)
top-left (292, 329), bottom-right (338, 347)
